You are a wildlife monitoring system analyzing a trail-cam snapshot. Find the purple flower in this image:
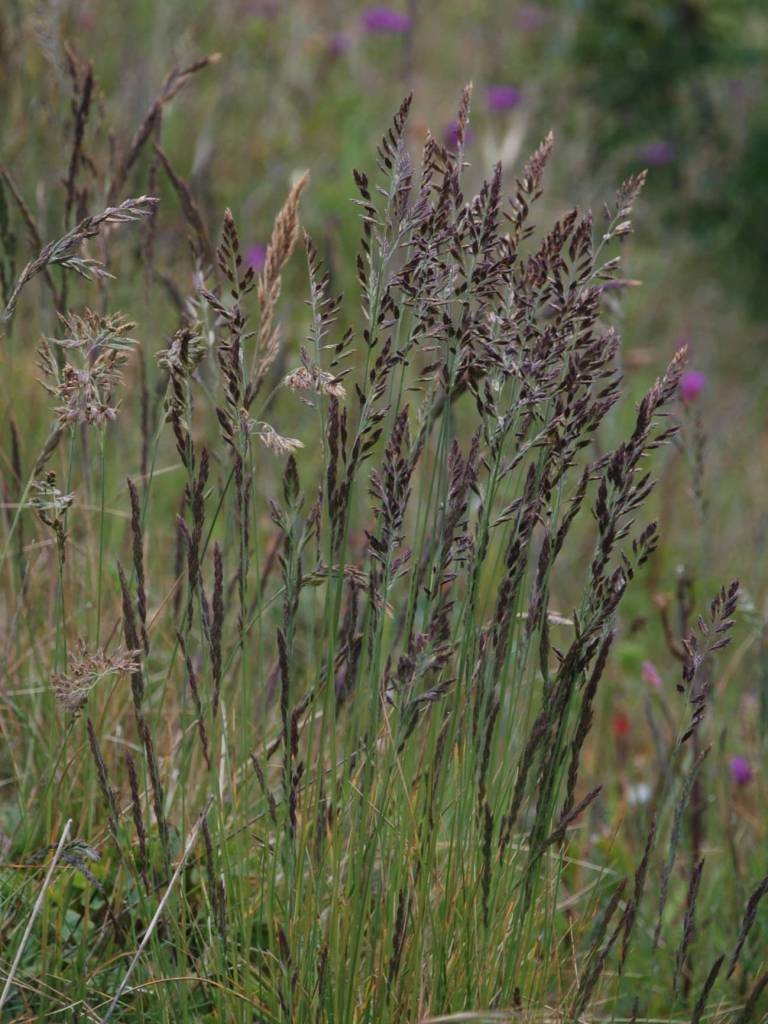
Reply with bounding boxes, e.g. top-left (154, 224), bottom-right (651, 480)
top-left (487, 85), bottom-right (522, 113)
top-left (243, 0), bottom-right (280, 17)
top-left (246, 244), bottom-right (267, 273)
top-left (680, 369), bottom-right (707, 403)
top-left (515, 4), bottom-right (547, 32)
top-left (641, 660), bottom-right (662, 690)
top-left (640, 140), bottom-right (676, 167)
top-left (729, 756), bottom-right (753, 786)
top-left (444, 120), bottom-right (474, 149)
top-left (361, 6), bottom-right (412, 33)
top-left (329, 32), bottom-right (351, 56)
